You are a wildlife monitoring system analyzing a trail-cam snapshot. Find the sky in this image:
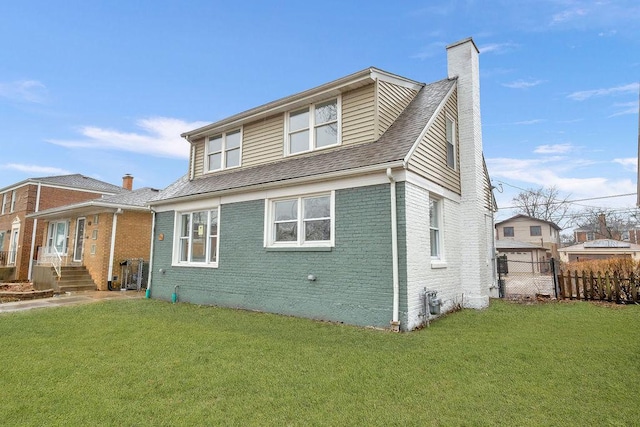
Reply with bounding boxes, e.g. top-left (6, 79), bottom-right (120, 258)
top-left (1, 1), bottom-right (638, 228)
